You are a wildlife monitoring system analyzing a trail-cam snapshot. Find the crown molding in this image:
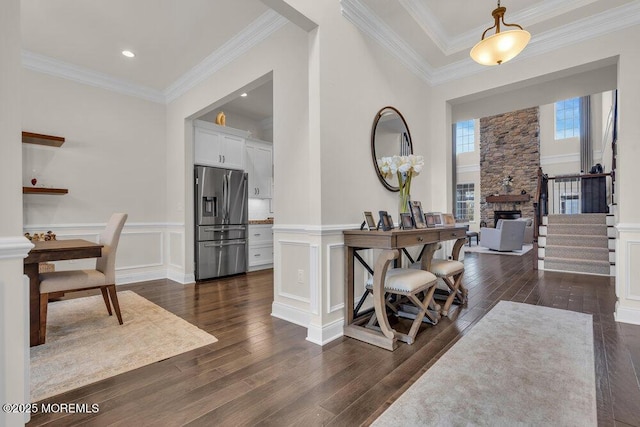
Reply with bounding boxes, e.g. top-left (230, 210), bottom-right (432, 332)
top-left (399, 0), bottom-right (599, 55)
top-left (164, 10), bottom-right (287, 103)
top-left (397, 0), bottom-right (449, 54)
top-left (340, 0), bottom-right (434, 84)
top-left (430, 0), bottom-right (640, 85)
top-left (447, 0), bottom-right (600, 55)
top-left (22, 10), bottom-right (287, 105)
top-left (22, 51), bottom-right (166, 103)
